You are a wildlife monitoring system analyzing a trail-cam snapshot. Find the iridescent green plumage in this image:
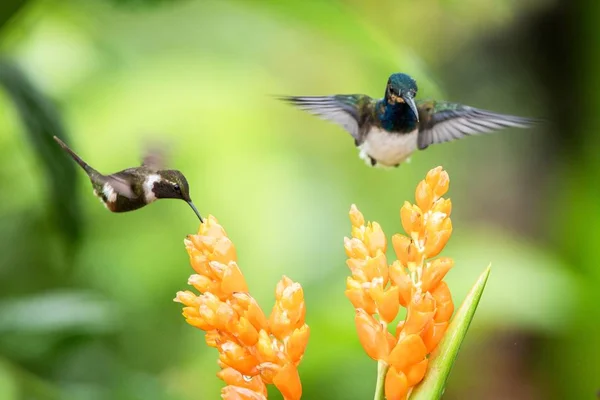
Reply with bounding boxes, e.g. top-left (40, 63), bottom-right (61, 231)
top-left (53, 136), bottom-right (203, 221)
top-left (279, 73), bottom-right (538, 167)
